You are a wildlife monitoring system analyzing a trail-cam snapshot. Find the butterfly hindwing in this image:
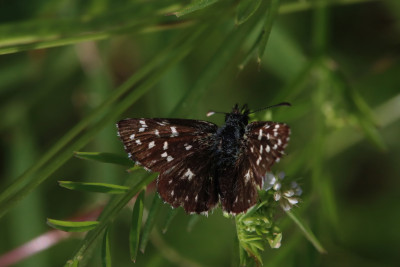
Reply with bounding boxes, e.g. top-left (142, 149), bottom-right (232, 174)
top-left (218, 156), bottom-right (259, 213)
top-left (157, 150), bottom-right (218, 214)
